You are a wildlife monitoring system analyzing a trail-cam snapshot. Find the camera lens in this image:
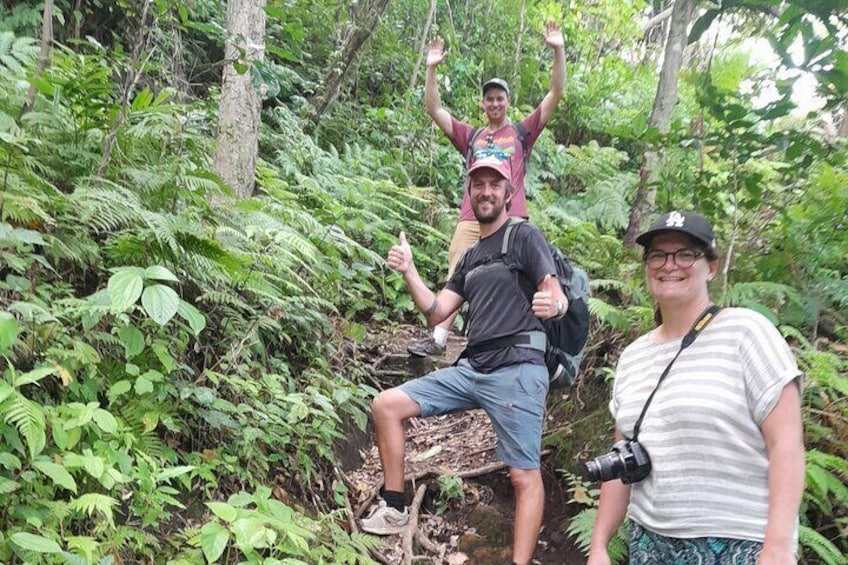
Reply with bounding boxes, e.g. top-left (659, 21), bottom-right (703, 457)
top-left (584, 450), bottom-right (625, 482)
